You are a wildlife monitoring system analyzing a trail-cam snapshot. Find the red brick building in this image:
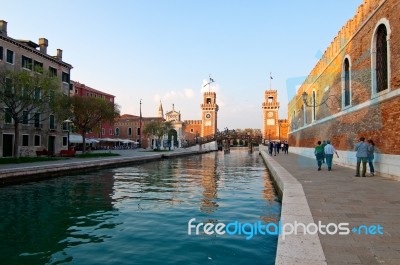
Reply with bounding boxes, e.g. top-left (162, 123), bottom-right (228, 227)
top-left (114, 114), bottom-right (163, 149)
top-left (71, 81), bottom-right (115, 139)
top-left (288, 0), bottom-right (400, 179)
